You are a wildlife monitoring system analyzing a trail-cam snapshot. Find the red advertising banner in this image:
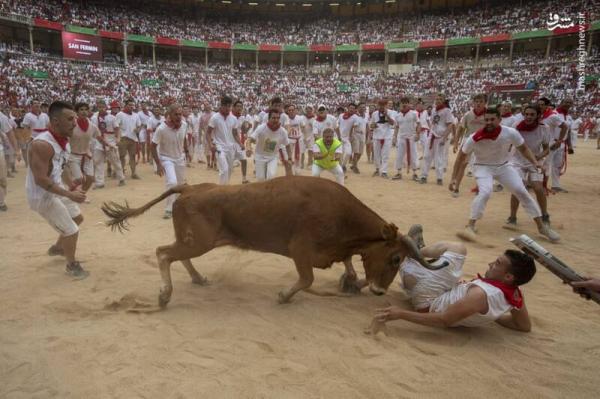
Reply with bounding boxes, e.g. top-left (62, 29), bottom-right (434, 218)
top-left (62, 32), bottom-right (103, 62)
